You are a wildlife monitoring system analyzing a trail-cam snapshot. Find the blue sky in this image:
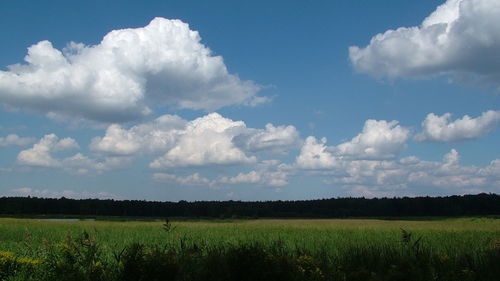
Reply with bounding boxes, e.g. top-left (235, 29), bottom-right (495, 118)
top-left (1, 0), bottom-right (499, 201)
